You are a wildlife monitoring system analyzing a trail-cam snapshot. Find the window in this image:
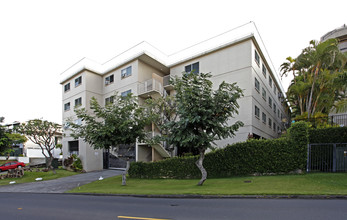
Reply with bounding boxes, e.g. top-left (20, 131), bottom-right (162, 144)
top-left (75, 76), bottom-right (82, 87)
top-left (64, 83), bottom-right (70, 92)
top-left (281, 113), bottom-right (283, 120)
top-left (262, 87), bottom-right (266, 100)
top-left (269, 97), bottom-right (272, 108)
top-left (105, 96), bottom-right (114, 105)
top-left (64, 102), bottom-right (70, 111)
top-left (74, 118), bottom-right (82, 125)
top-left (68, 141), bottom-right (79, 155)
top-left (274, 86), bottom-right (277, 95)
top-left (121, 66), bottom-right (132, 79)
top-left (278, 109), bottom-right (280, 118)
top-left (255, 50), bottom-right (260, 65)
top-left (63, 122), bottom-right (70, 129)
top-left (273, 103), bottom-right (276, 114)
top-left (121, 89), bottom-right (132, 97)
top-left (75, 97), bottom-right (82, 107)
top-left (262, 112), bottom-right (267, 124)
top-left (105, 74), bottom-right (114, 85)
top-left (269, 77), bottom-right (272, 88)
top-left (269, 118), bottom-right (272, 128)
top-left (255, 77), bottom-right (260, 91)
top-left (185, 62), bottom-right (199, 74)
top-left (255, 105), bottom-right (260, 118)
top-left (273, 122), bottom-right (276, 132)
top-left (262, 64), bottom-right (267, 77)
